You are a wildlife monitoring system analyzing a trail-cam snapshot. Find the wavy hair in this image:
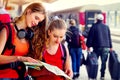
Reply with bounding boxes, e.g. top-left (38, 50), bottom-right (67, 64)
top-left (28, 3), bottom-right (47, 60)
top-left (14, 3), bottom-right (47, 60)
top-left (30, 19), bottom-right (47, 60)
